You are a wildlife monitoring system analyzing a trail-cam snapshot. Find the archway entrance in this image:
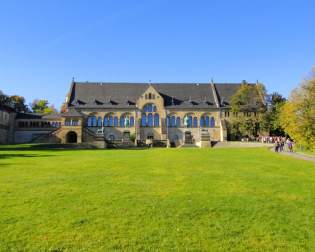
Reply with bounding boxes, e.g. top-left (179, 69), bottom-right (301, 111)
top-left (66, 131), bottom-right (77, 143)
